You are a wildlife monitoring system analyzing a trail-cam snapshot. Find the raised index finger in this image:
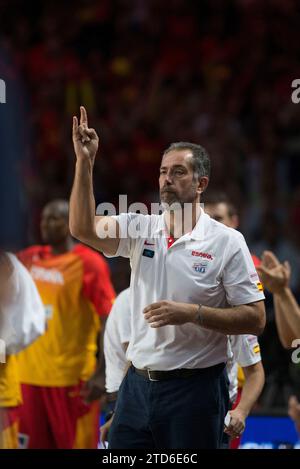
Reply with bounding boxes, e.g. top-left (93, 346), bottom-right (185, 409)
top-left (80, 106), bottom-right (88, 126)
top-left (262, 250), bottom-right (280, 268)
